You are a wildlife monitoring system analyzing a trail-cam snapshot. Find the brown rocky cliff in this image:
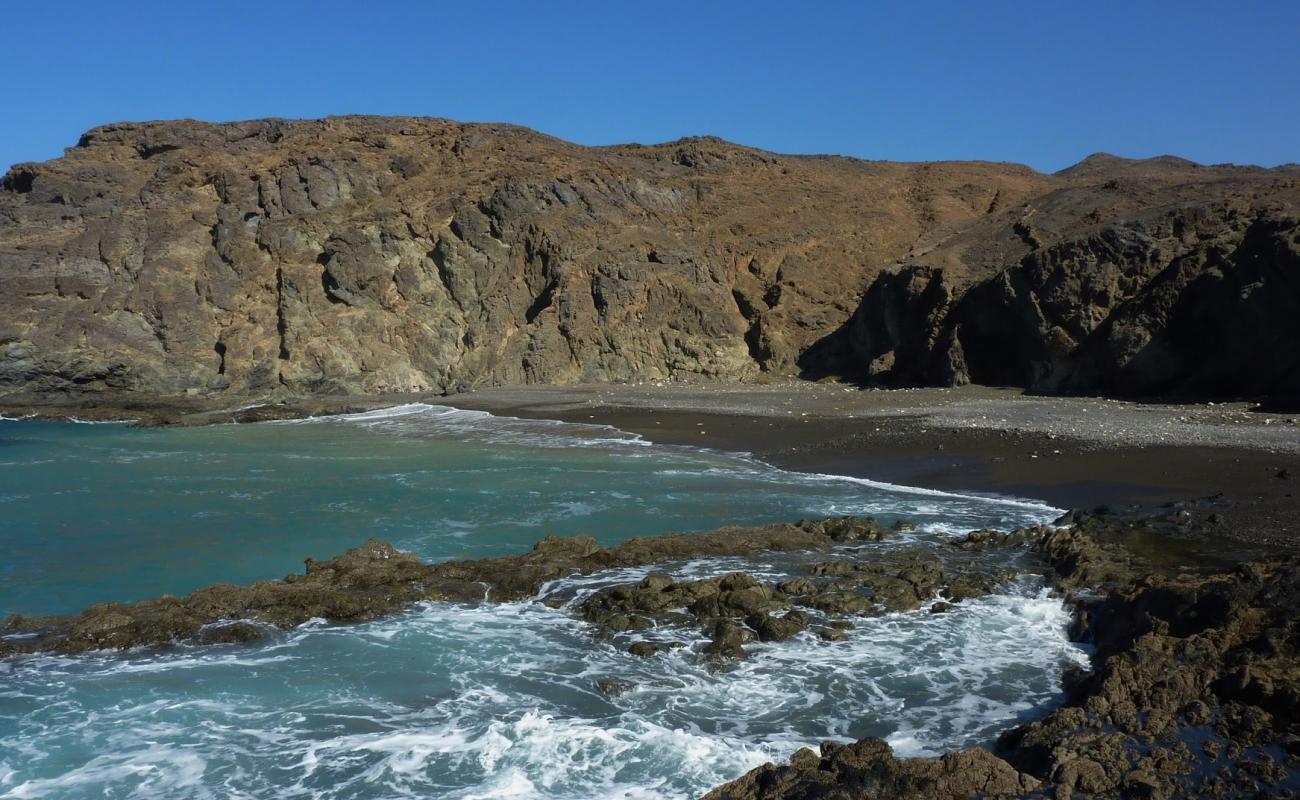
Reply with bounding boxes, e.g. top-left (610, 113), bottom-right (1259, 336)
top-left (2, 118), bottom-right (1296, 402)
top-left (802, 155), bottom-right (1300, 401)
